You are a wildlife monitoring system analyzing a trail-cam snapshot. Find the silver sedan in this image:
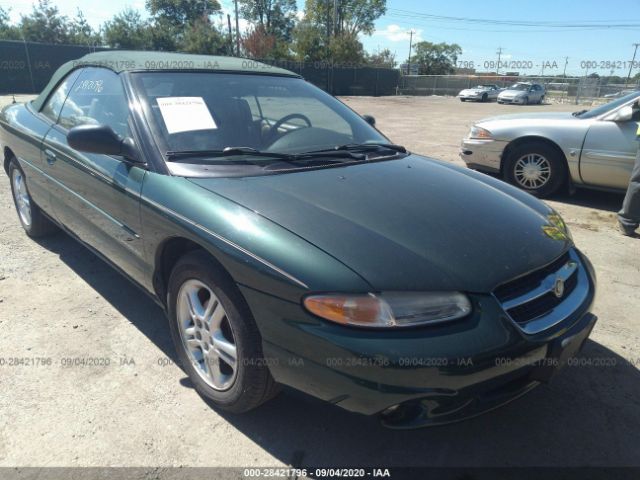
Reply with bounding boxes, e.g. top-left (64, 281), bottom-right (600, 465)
top-left (460, 92), bottom-right (640, 197)
top-left (458, 84), bottom-right (501, 102)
